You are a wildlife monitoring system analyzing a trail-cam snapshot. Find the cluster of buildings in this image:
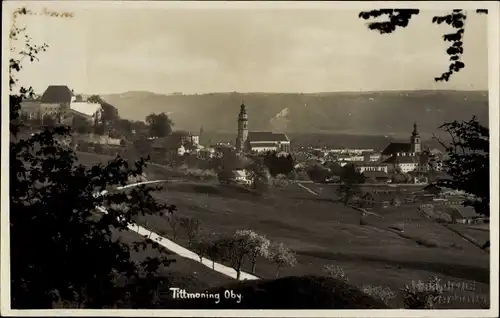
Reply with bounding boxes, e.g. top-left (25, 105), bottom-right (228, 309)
top-left (20, 85), bottom-right (103, 126)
